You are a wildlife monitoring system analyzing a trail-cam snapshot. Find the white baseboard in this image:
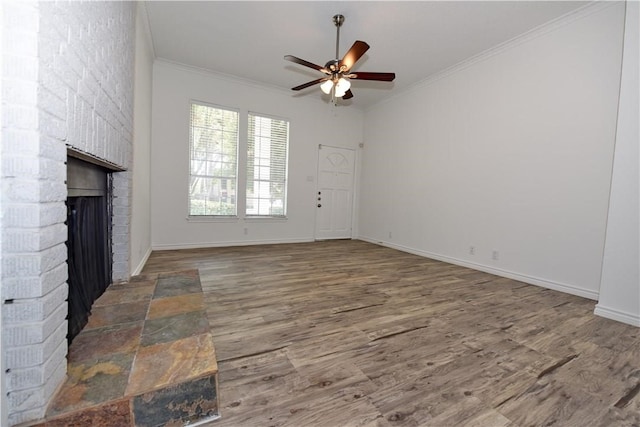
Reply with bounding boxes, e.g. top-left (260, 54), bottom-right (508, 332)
top-left (594, 304), bottom-right (640, 327)
top-left (357, 237), bottom-right (599, 301)
top-left (151, 237), bottom-right (314, 251)
top-left (131, 246), bottom-right (152, 276)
